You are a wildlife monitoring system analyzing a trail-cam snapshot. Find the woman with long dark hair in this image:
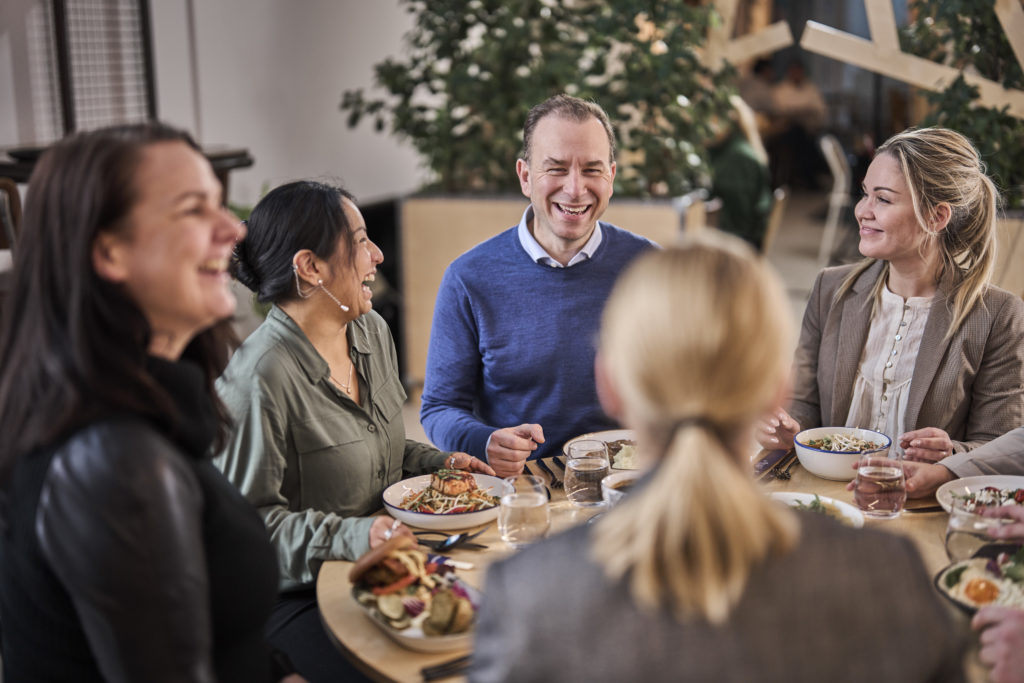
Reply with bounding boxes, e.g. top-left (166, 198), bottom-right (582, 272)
top-left (0, 123), bottom-right (301, 682)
